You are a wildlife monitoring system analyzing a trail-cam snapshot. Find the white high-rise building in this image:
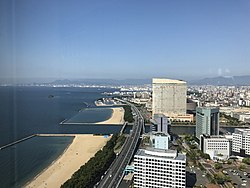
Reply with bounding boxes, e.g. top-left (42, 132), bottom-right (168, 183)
top-left (152, 78), bottom-right (187, 117)
top-left (134, 148), bottom-right (186, 188)
top-left (232, 128), bottom-right (250, 156)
